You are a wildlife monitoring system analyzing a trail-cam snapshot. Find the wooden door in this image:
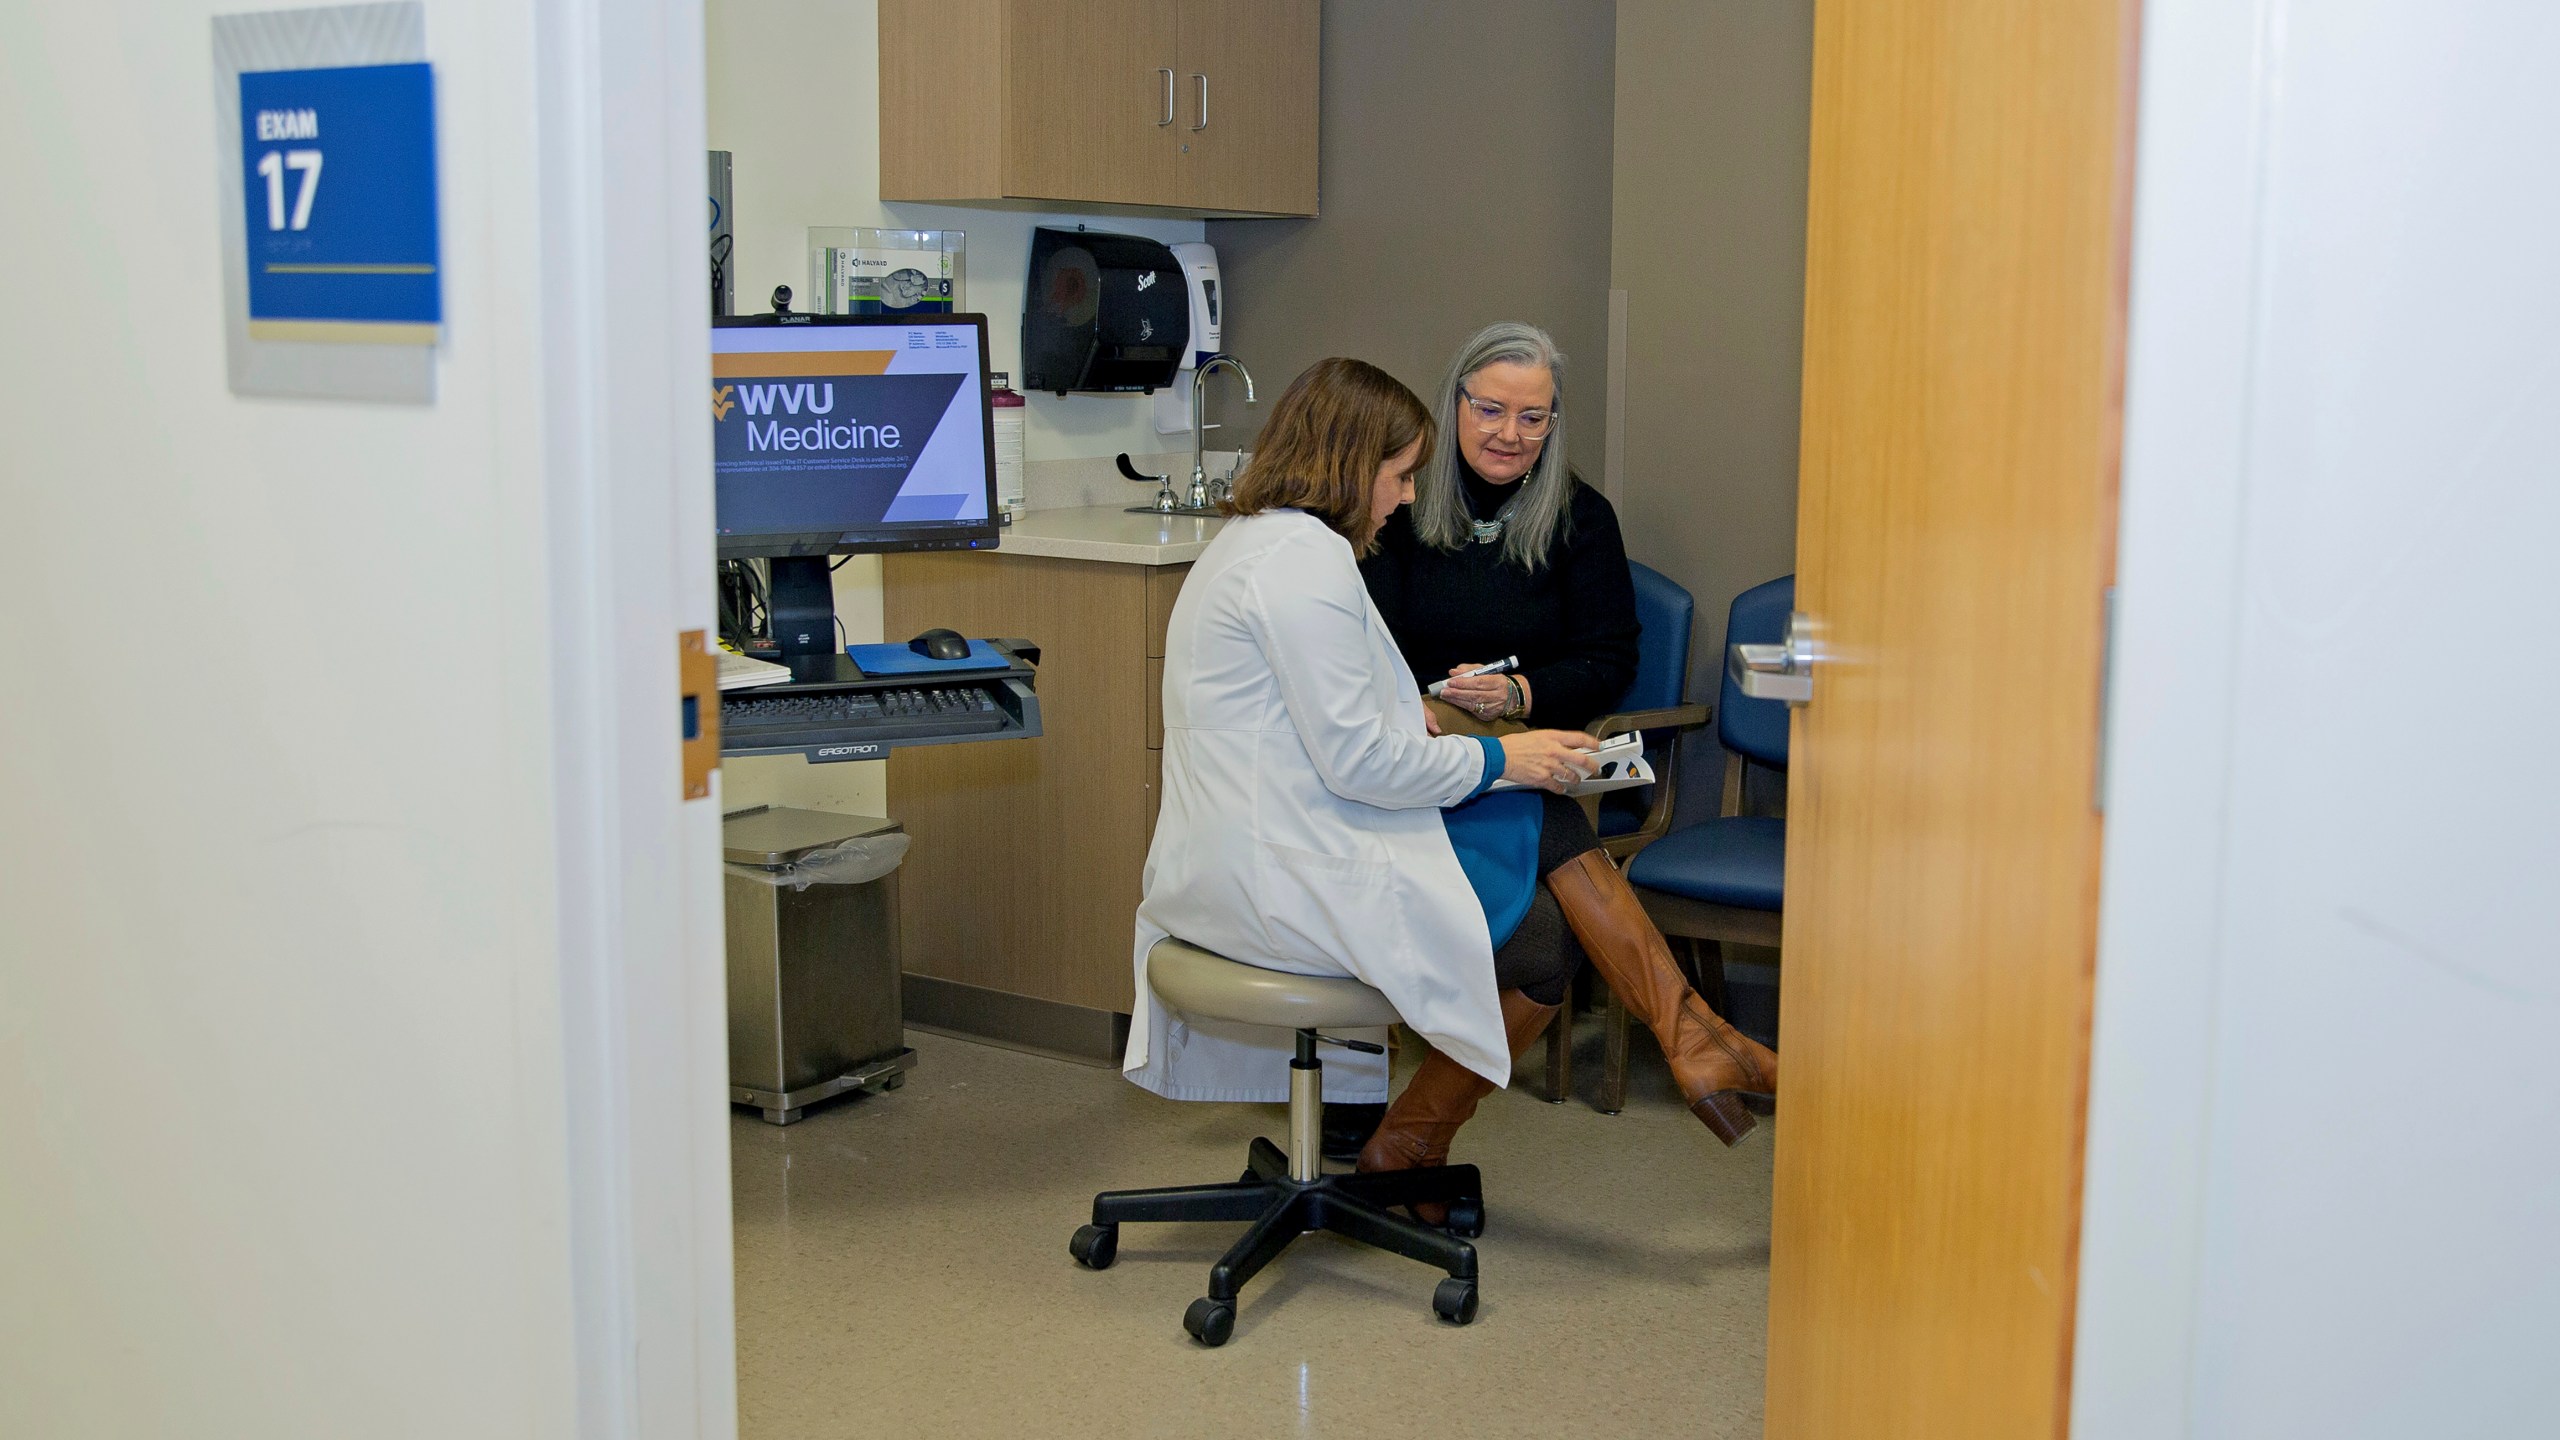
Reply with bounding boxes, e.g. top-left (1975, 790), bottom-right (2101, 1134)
top-left (1175, 0), bottom-right (1319, 214)
top-left (1764, 2), bottom-right (2136, 1435)
top-left (1003, 0), bottom-right (1180, 207)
